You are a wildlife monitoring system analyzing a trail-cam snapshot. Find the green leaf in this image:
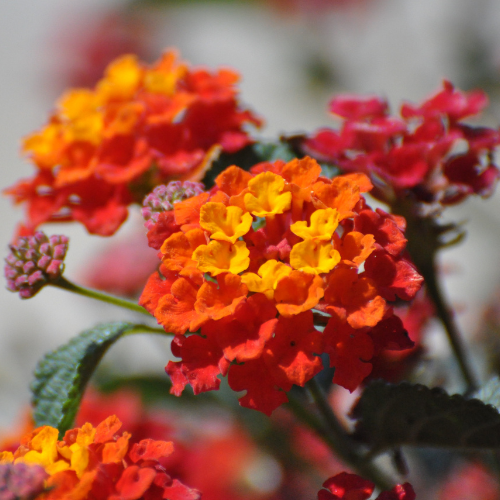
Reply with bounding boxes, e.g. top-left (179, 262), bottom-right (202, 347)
top-left (252, 141), bottom-right (298, 163)
top-left (351, 380), bottom-right (500, 455)
top-left (31, 322), bottom-right (143, 435)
